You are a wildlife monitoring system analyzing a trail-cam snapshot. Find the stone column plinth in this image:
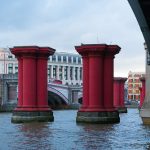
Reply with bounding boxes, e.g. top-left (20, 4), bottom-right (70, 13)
top-left (10, 46), bottom-right (55, 123)
top-left (139, 77), bottom-right (145, 108)
top-left (75, 44), bottom-right (120, 124)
